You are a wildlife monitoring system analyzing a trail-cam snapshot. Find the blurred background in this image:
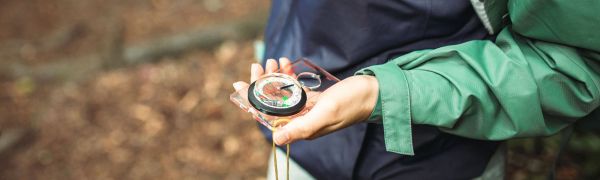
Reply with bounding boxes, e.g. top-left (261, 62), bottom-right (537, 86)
top-left (0, 0), bottom-right (598, 179)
